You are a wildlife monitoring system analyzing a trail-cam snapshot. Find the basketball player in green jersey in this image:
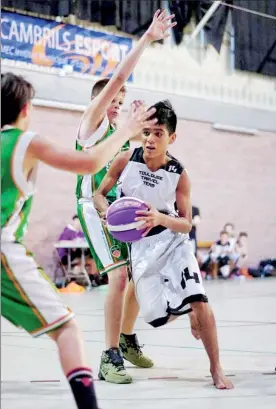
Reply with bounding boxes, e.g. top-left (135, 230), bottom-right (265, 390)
top-left (75, 10), bottom-right (176, 384)
top-left (1, 72), bottom-right (157, 409)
